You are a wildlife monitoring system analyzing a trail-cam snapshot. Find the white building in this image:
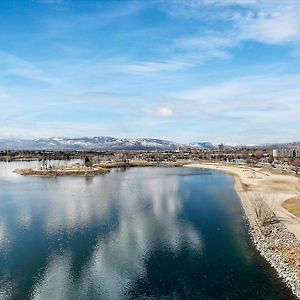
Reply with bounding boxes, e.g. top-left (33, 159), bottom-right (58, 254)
top-left (273, 149), bottom-right (279, 158)
top-left (273, 148), bottom-right (300, 158)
